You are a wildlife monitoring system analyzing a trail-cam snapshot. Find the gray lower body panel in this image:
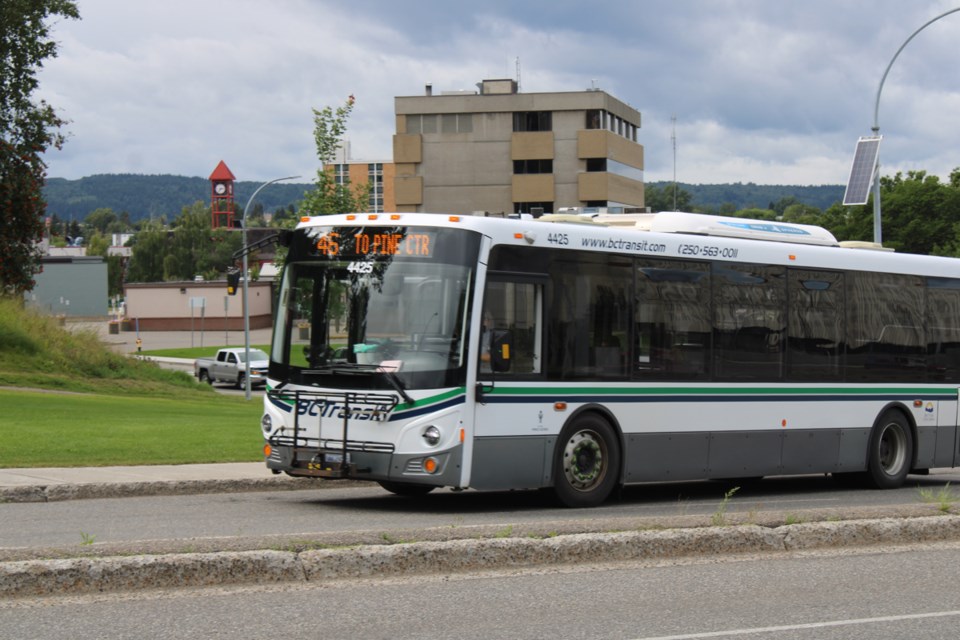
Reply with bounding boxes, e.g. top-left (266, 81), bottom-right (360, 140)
top-left (625, 428), bottom-right (873, 481)
top-left (471, 436), bottom-right (555, 491)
